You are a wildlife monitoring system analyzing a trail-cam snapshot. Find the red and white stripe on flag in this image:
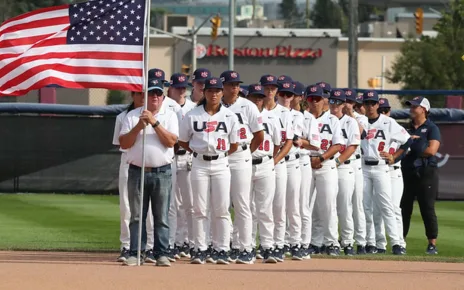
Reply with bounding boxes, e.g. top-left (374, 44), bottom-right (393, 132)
top-left (0, 0), bottom-right (146, 96)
